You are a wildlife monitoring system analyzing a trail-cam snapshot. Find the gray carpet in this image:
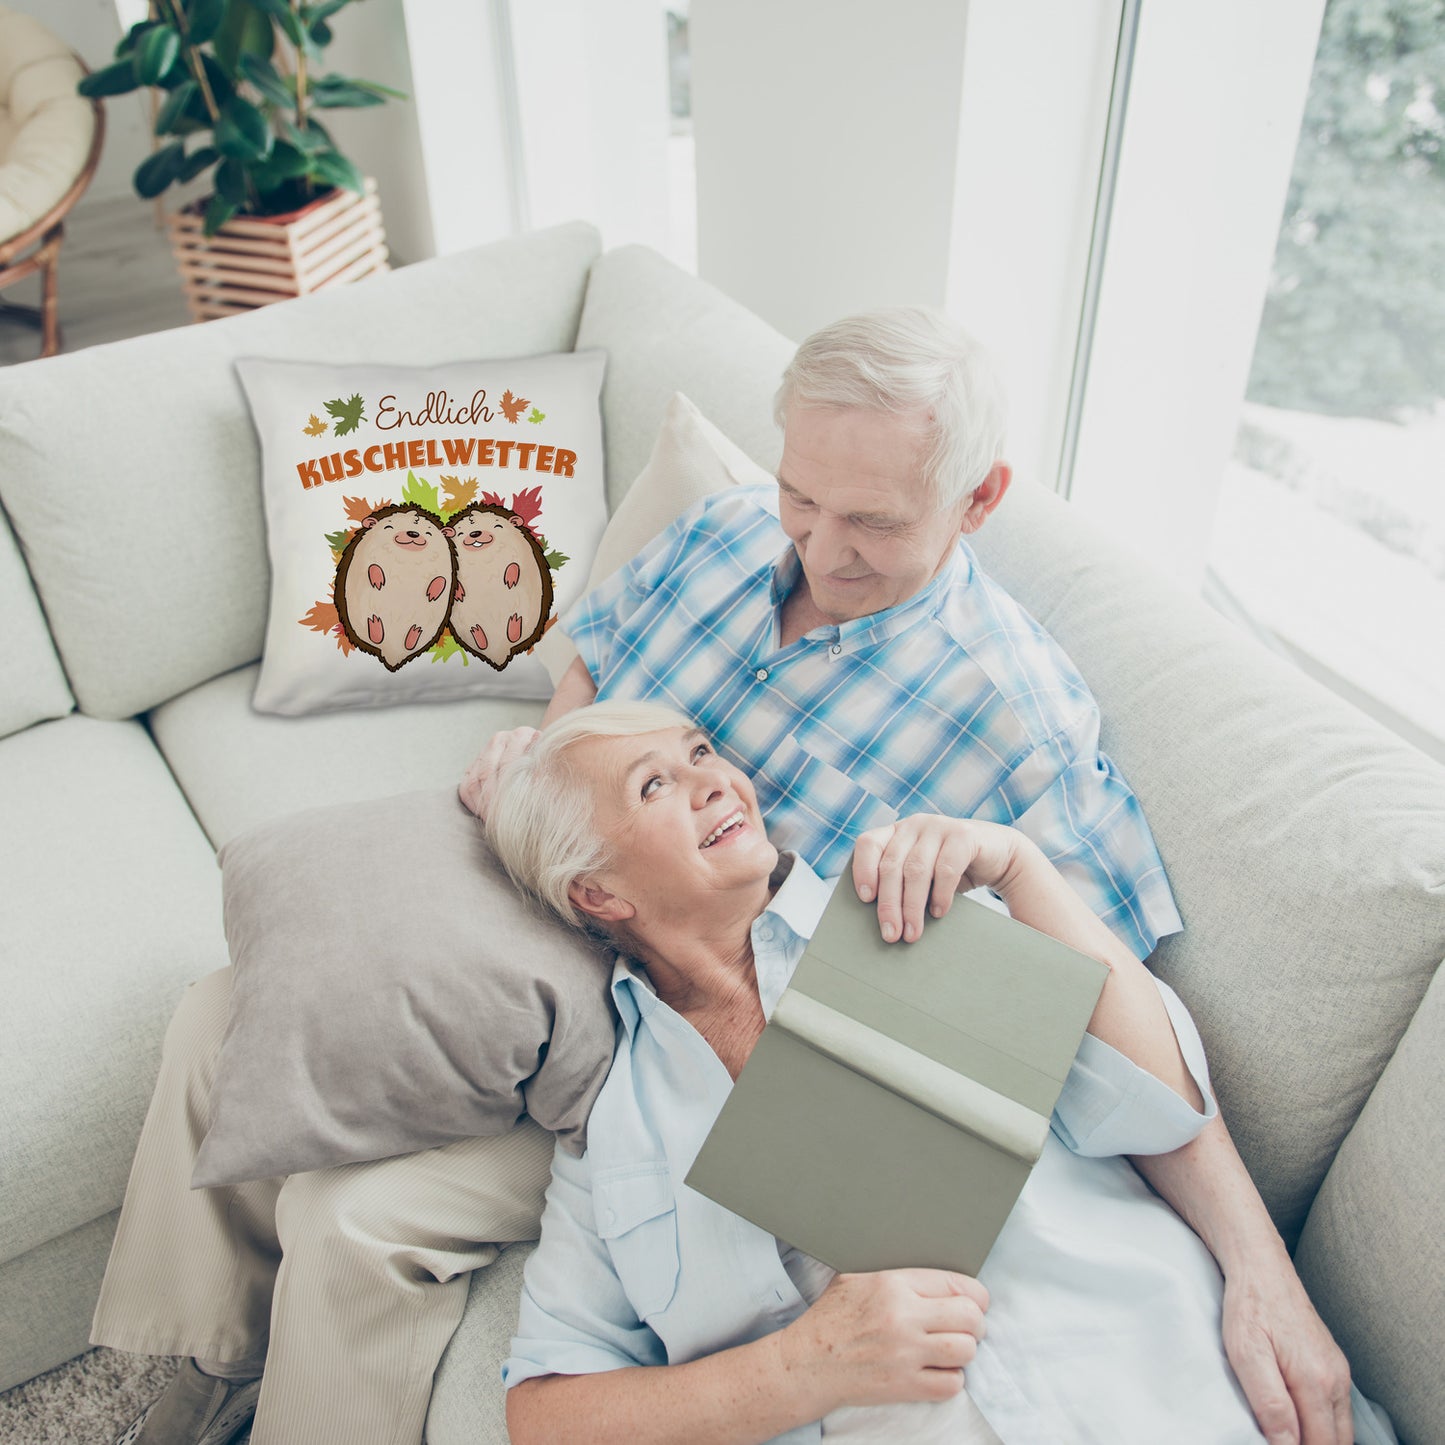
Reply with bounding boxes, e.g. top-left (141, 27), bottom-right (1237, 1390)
top-left (0, 1350), bottom-right (227, 1445)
